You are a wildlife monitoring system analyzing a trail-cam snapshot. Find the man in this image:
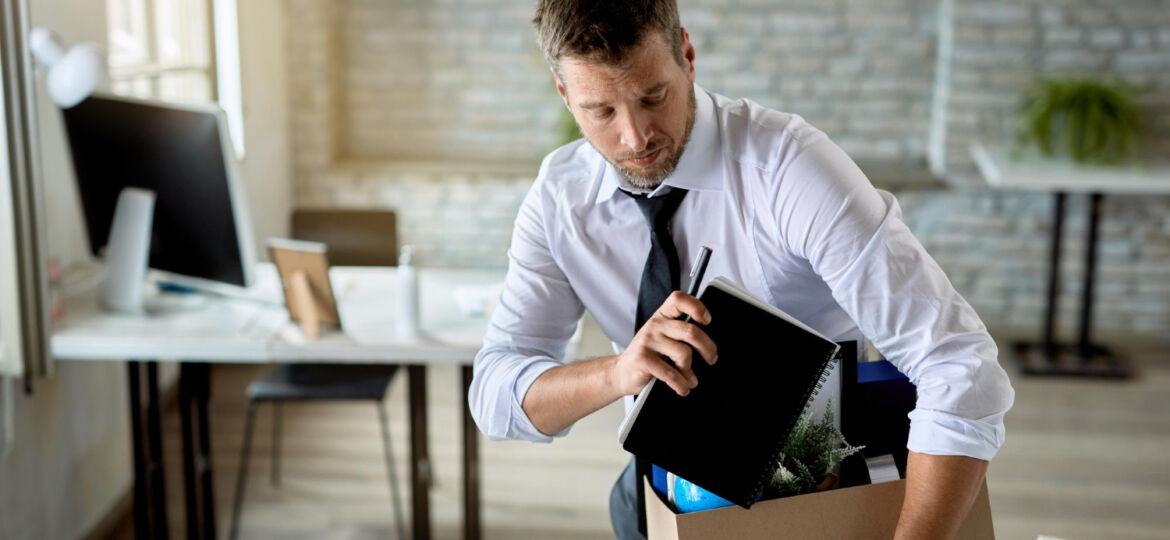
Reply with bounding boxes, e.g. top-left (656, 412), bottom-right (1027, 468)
top-left (469, 1), bottom-right (1015, 538)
